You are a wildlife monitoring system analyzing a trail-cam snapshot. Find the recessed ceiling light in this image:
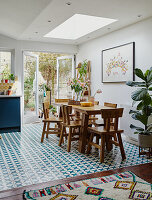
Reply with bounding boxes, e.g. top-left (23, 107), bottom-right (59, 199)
top-left (48, 20), bottom-right (51, 23)
top-left (44, 14), bottom-right (117, 40)
top-left (66, 2), bottom-right (71, 5)
top-left (137, 14), bottom-right (142, 18)
top-left (35, 32), bottom-right (38, 34)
